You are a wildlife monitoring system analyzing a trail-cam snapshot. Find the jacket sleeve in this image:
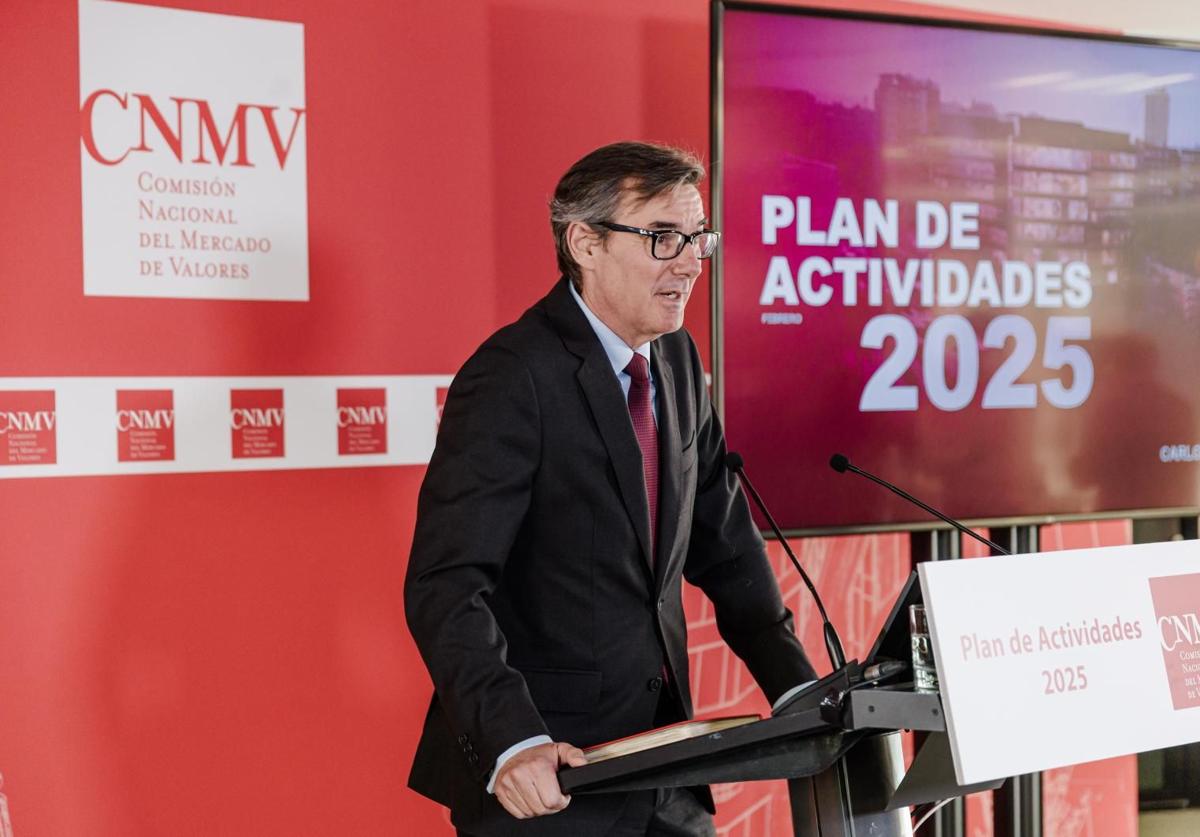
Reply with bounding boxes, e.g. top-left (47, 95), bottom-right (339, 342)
top-left (680, 338), bottom-right (820, 703)
top-left (404, 344), bottom-right (550, 784)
